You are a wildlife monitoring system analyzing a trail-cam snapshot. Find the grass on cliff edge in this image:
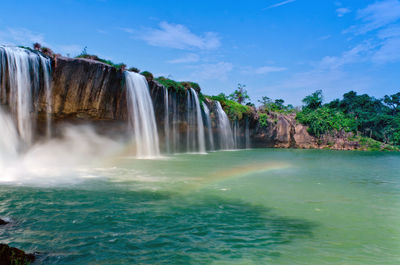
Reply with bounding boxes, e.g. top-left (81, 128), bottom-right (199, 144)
top-left (207, 94), bottom-right (252, 121)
